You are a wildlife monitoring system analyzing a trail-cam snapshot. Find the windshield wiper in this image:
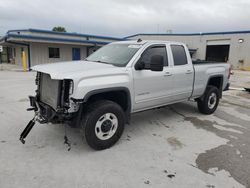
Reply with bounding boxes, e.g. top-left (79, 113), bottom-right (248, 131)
top-left (84, 59), bottom-right (119, 67)
top-left (95, 60), bottom-right (109, 64)
top-left (83, 59), bottom-right (108, 64)
top-left (93, 60), bottom-right (113, 65)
